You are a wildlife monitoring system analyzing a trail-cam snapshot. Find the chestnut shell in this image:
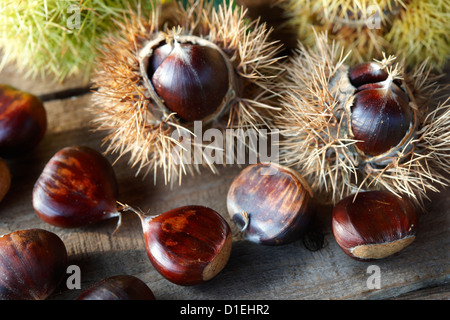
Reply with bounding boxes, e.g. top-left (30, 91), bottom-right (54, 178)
top-left (348, 62), bottom-right (389, 88)
top-left (351, 82), bottom-right (413, 156)
top-left (0, 229), bottom-right (68, 300)
top-left (77, 275), bottom-right (155, 300)
top-left (149, 42), bottom-right (229, 122)
top-left (141, 205), bottom-right (232, 286)
top-left (32, 145), bottom-right (119, 228)
top-left (332, 190), bottom-right (419, 260)
top-left (0, 84), bottom-right (47, 157)
top-left (227, 163), bottom-right (315, 245)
